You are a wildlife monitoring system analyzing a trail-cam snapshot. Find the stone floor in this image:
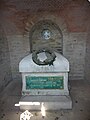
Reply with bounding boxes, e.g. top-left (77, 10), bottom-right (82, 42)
top-left (0, 79), bottom-right (90, 120)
